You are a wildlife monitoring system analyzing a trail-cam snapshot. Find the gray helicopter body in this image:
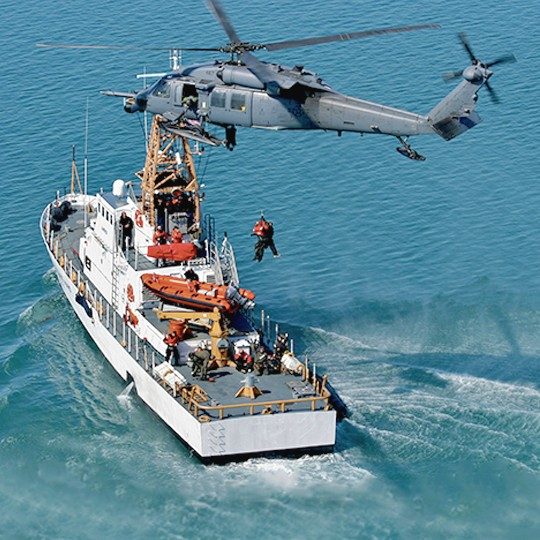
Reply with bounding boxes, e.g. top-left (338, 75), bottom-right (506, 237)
top-left (141, 61), bottom-right (433, 137)
top-left (132, 58), bottom-right (488, 145)
top-left (40, 0), bottom-right (515, 158)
